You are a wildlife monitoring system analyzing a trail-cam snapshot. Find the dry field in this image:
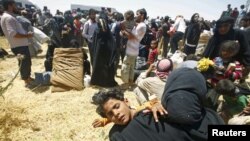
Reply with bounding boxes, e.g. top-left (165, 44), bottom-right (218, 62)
top-left (0, 36), bottom-right (138, 141)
